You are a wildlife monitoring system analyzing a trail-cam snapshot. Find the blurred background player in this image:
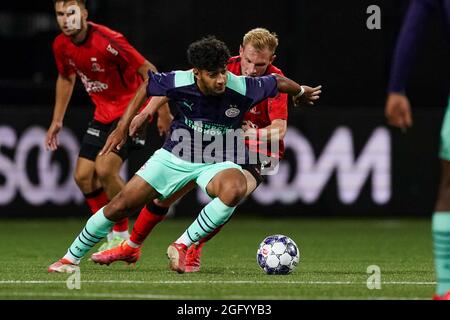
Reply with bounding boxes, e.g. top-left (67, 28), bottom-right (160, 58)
top-left (45, 0), bottom-right (172, 250)
top-left (384, 0), bottom-right (450, 300)
top-left (47, 36), bottom-right (321, 273)
top-left (90, 28), bottom-right (320, 271)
